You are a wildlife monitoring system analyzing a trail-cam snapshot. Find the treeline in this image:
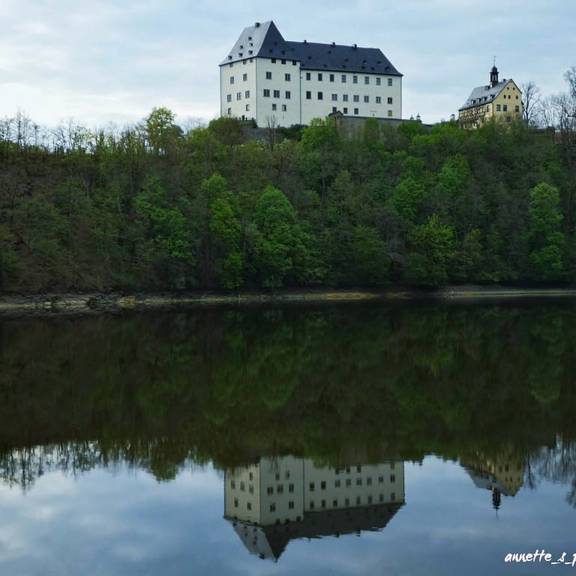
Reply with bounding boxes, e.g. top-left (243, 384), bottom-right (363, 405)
top-left (1, 87), bottom-right (575, 292)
